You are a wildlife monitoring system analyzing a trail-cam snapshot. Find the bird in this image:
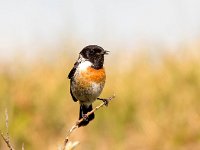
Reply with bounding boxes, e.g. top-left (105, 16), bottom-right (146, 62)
top-left (68, 45), bottom-right (109, 127)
